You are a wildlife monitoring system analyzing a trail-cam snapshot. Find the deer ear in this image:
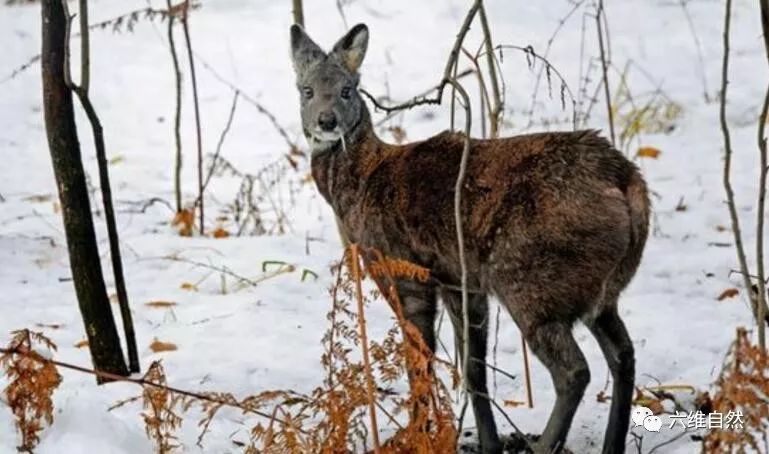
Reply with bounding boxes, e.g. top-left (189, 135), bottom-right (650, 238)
top-left (290, 24), bottom-right (325, 76)
top-left (331, 24), bottom-right (369, 73)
